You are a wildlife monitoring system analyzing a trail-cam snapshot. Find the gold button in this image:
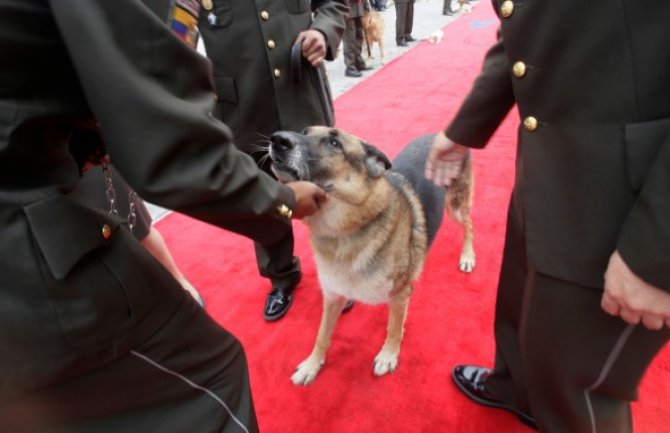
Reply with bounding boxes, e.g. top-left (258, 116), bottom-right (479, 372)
top-left (500, 0), bottom-right (514, 18)
top-left (267, 39), bottom-right (276, 49)
top-left (277, 204), bottom-right (293, 219)
top-left (102, 224), bottom-right (112, 240)
top-left (523, 116), bottom-right (538, 131)
top-left (260, 10), bottom-right (269, 20)
top-left (273, 68), bottom-right (281, 78)
top-left (512, 61), bottom-right (526, 78)
top-left (202, 0), bottom-right (213, 11)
